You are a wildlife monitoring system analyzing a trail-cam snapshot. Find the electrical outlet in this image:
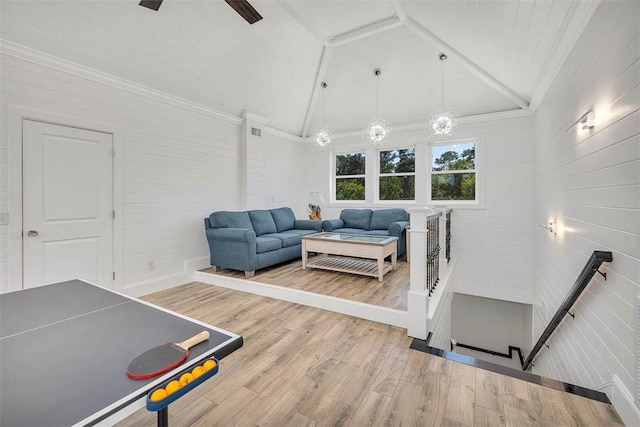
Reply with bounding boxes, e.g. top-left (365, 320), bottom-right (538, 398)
top-left (0, 212), bottom-right (8, 225)
top-left (148, 261), bottom-right (155, 271)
